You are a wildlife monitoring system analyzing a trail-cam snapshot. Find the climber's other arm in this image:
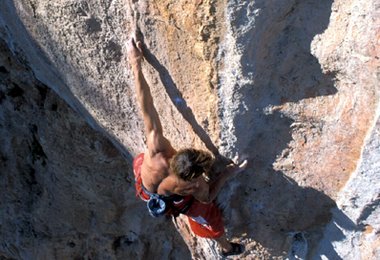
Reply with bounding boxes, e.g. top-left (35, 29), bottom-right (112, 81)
top-left (191, 160), bottom-right (248, 203)
top-left (127, 38), bottom-right (173, 155)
